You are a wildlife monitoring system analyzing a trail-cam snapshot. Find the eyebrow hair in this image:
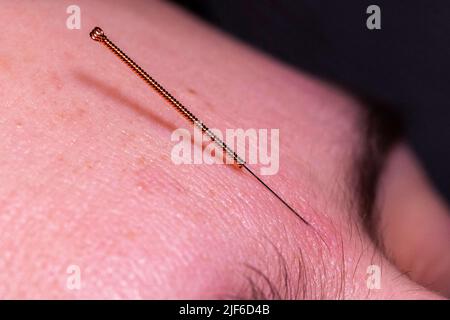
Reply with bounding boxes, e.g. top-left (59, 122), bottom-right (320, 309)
top-left (231, 240), bottom-right (311, 300)
top-left (353, 95), bottom-right (403, 242)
